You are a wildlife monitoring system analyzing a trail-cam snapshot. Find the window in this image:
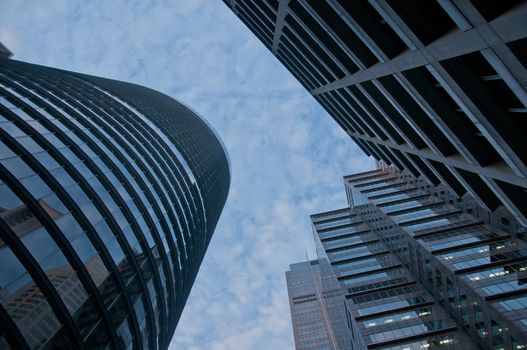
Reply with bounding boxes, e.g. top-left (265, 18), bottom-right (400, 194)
top-left (363, 308), bottom-right (432, 328)
top-left (440, 240), bottom-right (512, 260)
top-left (357, 296), bottom-right (424, 316)
top-left (336, 254), bottom-right (391, 271)
top-left (453, 249), bottom-right (527, 271)
top-left (370, 321), bottom-right (443, 343)
top-left (342, 268), bottom-right (400, 286)
top-left (378, 334), bottom-right (457, 349)
top-left (464, 262), bottom-right (527, 281)
top-left (497, 296), bottom-right (527, 311)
